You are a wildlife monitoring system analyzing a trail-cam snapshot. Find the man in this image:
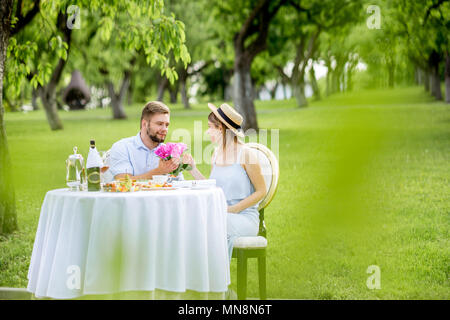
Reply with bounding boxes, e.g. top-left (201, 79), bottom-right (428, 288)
top-left (109, 101), bottom-right (181, 180)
